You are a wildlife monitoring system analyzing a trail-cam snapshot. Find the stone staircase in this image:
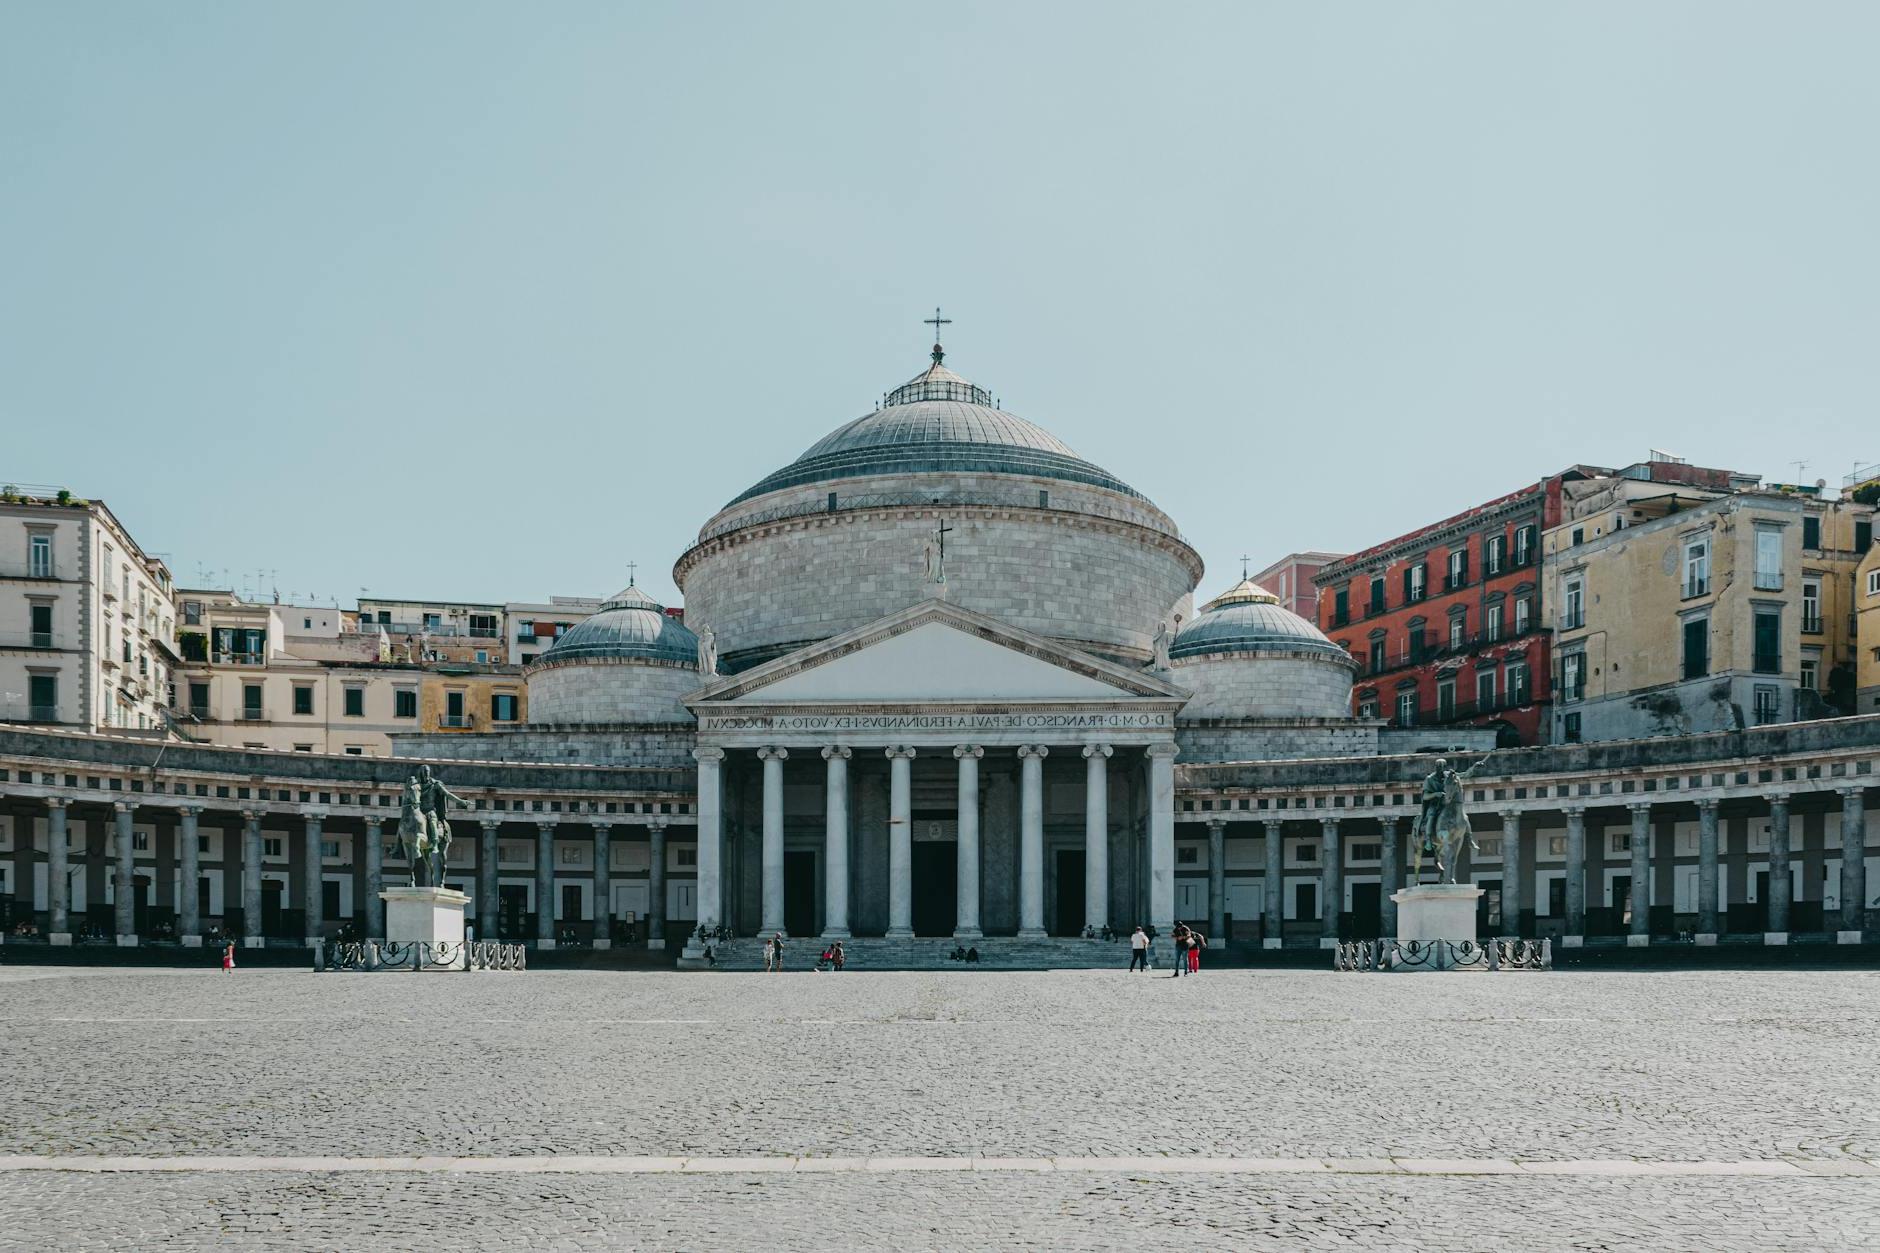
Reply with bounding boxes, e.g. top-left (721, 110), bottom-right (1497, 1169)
top-left (684, 935), bottom-right (1179, 972)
